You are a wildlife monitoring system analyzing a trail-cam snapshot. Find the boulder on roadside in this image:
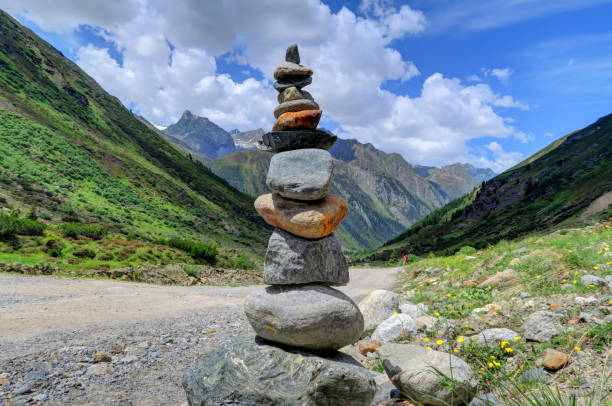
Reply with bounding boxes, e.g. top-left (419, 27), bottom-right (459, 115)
top-left (376, 344), bottom-right (477, 406)
top-left (399, 302), bottom-right (428, 320)
top-left (183, 335), bottom-right (376, 406)
top-left (359, 290), bottom-right (400, 332)
top-left (541, 348), bottom-right (570, 370)
top-left (371, 314), bottom-right (417, 343)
